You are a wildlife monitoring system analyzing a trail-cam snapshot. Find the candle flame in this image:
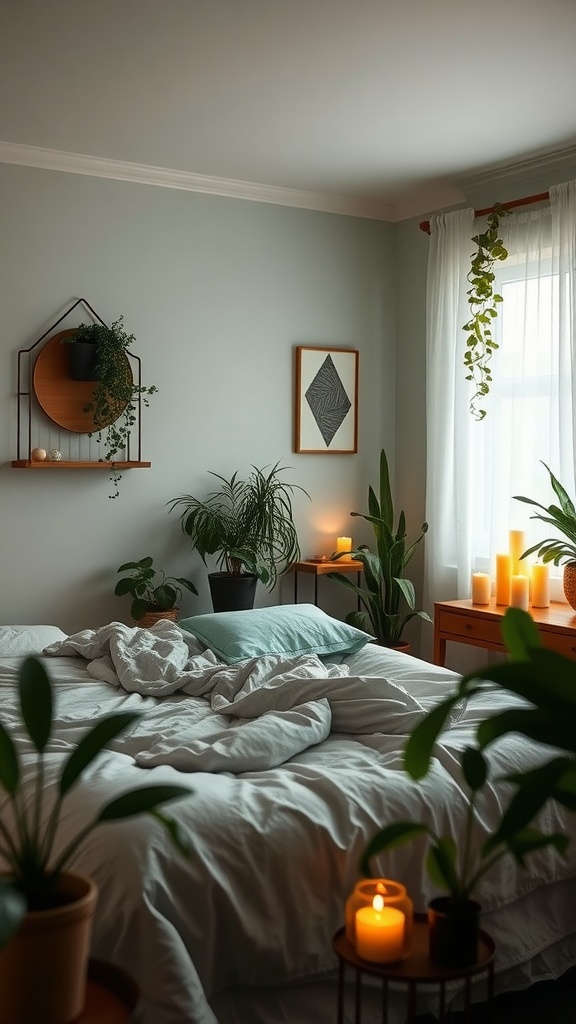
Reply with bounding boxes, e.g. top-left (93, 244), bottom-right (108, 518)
top-left (372, 894), bottom-right (384, 912)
